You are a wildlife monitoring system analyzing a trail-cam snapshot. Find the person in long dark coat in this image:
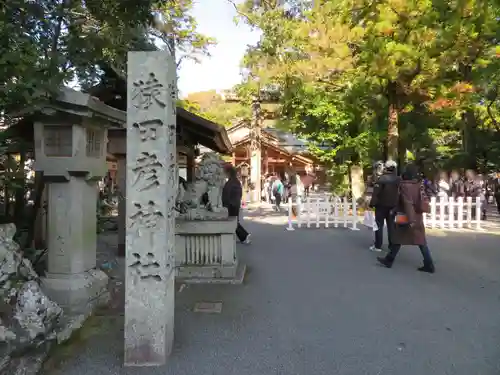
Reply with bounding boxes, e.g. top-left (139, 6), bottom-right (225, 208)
top-left (222, 166), bottom-right (251, 244)
top-left (377, 164), bottom-right (435, 273)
